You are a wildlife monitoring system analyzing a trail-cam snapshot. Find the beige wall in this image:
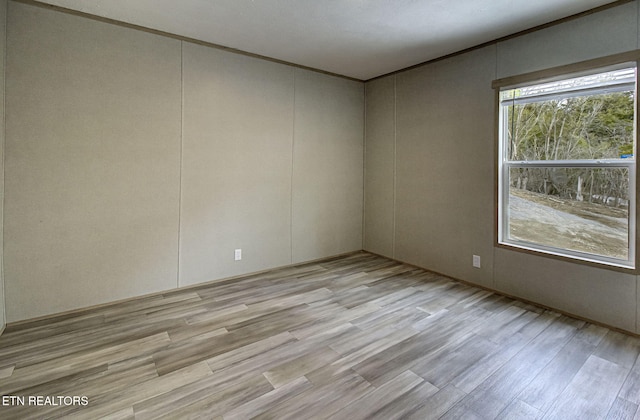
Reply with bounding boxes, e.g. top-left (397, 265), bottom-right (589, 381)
top-left (180, 46), bottom-right (364, 285)
top-left (4, 2), bottom-right (364, 322)
top-left (292, 70), bottom-right (364, 263)
top-left (0, 0), bottom-right (6, 333)
top-left (364, 77), bottom-right (395, 258)
top-left (179, 43), bottom-right (295, 287)
top-left (365, 48), bottom-right (497, 288)
top-left (496, 2), bottom-right (639, 79)
top-left (5, 2), bottom-right (183, 322)
top-left (364, 0), bottom-right (640, 333)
